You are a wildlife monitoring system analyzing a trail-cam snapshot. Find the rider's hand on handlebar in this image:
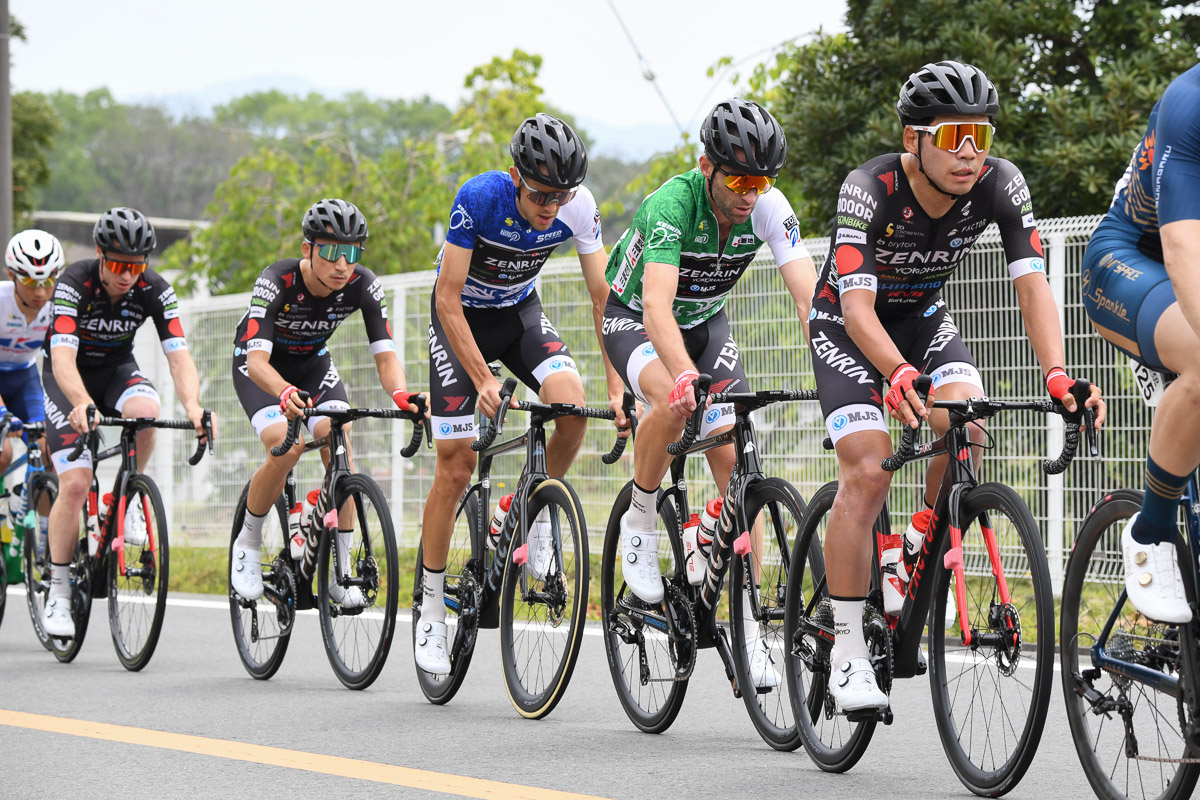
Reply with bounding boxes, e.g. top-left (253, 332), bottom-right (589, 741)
top-left (279, 384), bottom-right (310, 420)
top-left (885, 363), bottom-right (931, 429)
top-left (392, 389), bottom-right (428, 417)
top-left (1047, 368), bottom-right (1106, 430)
top-left (608, 389), bottom-right (638, 438)
top-left (477, 377), bottom-right (519, 419)
top-left (186, 403), bottom-right (214, 442)
top-left (67, 401), bottom-right (100, 434)
top-left (668, 369), bottom-right (701, 418)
